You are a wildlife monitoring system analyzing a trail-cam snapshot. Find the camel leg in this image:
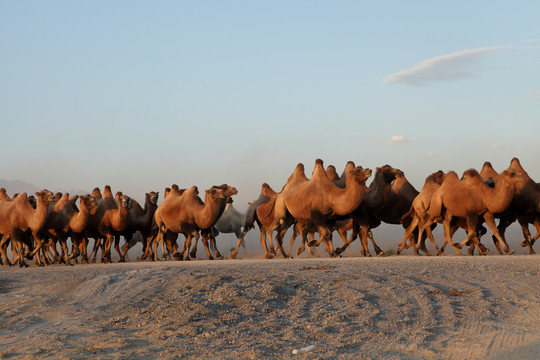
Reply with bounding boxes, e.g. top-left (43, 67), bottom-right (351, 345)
top-left (484, 213), bottom-right (514, 255)
top-left (58, 235), bottom-right (72, 266)
top-left (288, 225), bottom-right (300, 256)
top-left (399, 216), bottom-right (419, 254)
top-left (442, 216), bottom-right (463, 256)
top-left (273, 228), bottom-right (289, 259)
top-left (0, 235), bottom-right (13, 266)
top-left (210, 235), bottom-right (223, 260)
top-left (518, 218), bottom-right (536, 254)
top-left (200, 232), bottom-right (214, 260)
top-left (231, 227), bottom-right (251, 259)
